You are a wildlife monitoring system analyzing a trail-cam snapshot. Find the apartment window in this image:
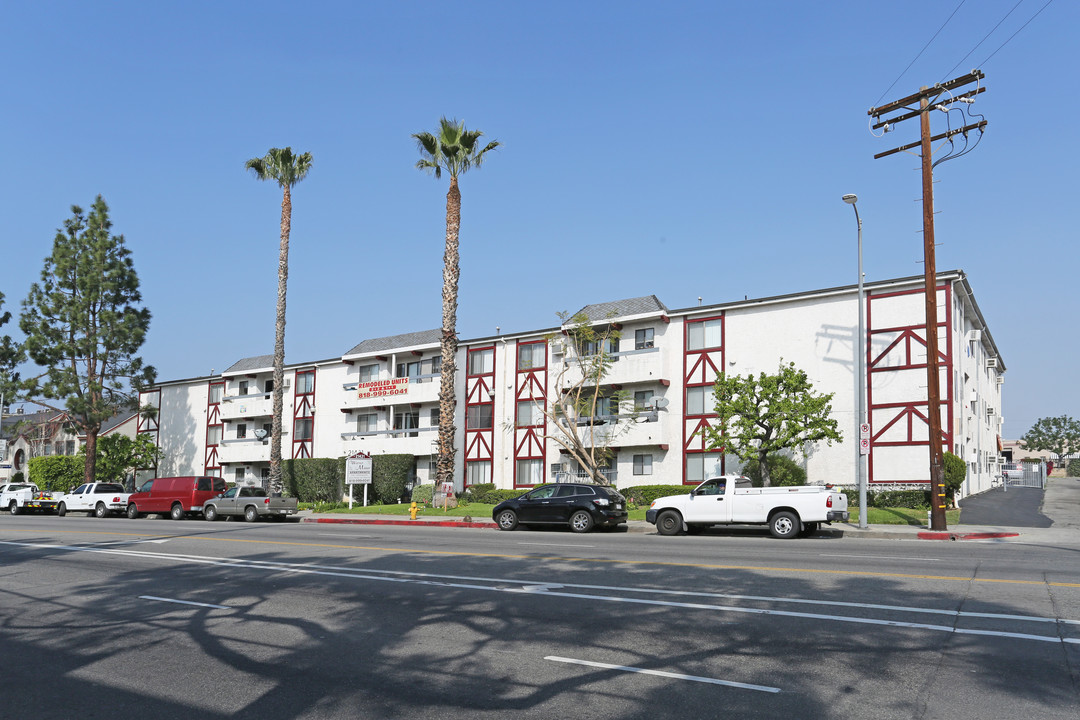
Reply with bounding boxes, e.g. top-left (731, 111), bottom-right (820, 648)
top-left (516, 400), bottom-right (543, 427)
top-left (239, 380), bottom-right (249, 396)
top-left (633, 454), bottom-right (653, 476)
top-left (396, 361), bottom-right (421, 379)
top-left (357, 364), bottom-right (378, 383)
top-left (429, 356), bottom-right (442, 374)
top-left (686, 386), bottom-right (708, 415)
top-left (635, 328), bottom-right (654, 349)
top-left (466, 460), bottom-right (491, 485)
top-left (597, 395), bottom-right (621, 417)
top-left (467, 404), bottom-right (493, 430)
top-left (206, 426), bottom-right (222, 445)
top-left (208, 384), bottom-right (223, 404)
top-left (263, 423), bottom-right (272, 436)
top-left (394, 411), bottom-right (419, 438)
top-left (430, 409), bottom-right (439, 426)
top-left (518, 342), bottom-right (546, 370)
top-left (264, 379), bottom-right (273, 393)
top-left (686, 452), bottom-right (722, 484)
top-left (687, 319), bottom-right (723, 351)
top-left (468, 348), bottom-right (494, 375)
top-left (236, 423), bottom-right (247, 439)
top-left (261, 468), bottom-right (271, 482)
top-left (581, 337), bottom-right (618, 357)
top-left (356, 413), bottom-right (377, 433)
top-left (634, 390), bottom-right (655, 411)
top-left (294, 418), bottom-right (313, 441)
top-left (517, 459), bottom-right (544, 486)
top-left (235, 467), bottom-right (246, 483)
top-left (295, 370), bottom-right (315, 395)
